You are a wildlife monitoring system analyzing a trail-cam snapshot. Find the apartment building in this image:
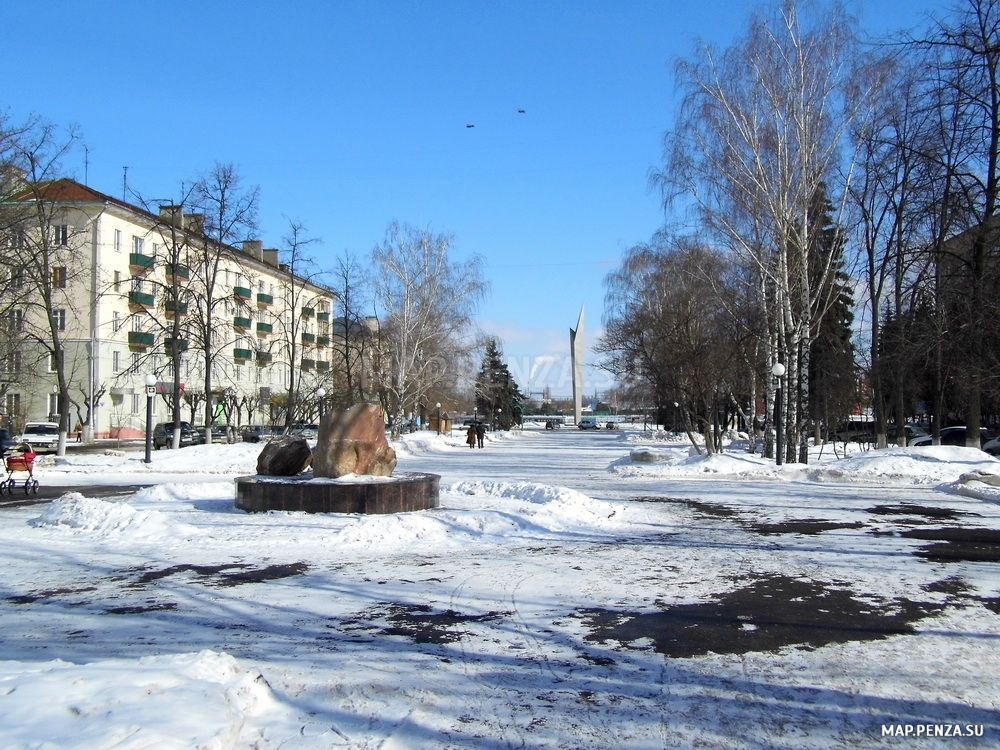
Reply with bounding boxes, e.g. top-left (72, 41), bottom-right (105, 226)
top-left (1, 178), bottom-right (336, 439)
